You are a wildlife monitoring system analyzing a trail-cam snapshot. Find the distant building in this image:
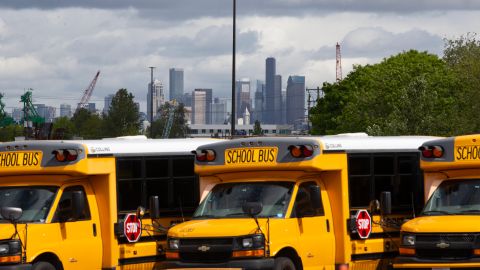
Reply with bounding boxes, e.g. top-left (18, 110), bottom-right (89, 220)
top-left (12, 108), bottom-right (23, 123)
top-left (274, 74), bottom-right (282, 124)
top-left (211, 98), bottom-right (227, 125)
top-left (103, 94), bottom-right (114, 115)
top-left (34, 104), bottom-right (56, 123)
top-left (235, 79), bottom-right (251, 122)
top-left (253, 80), bottom-right (264, 123)
top-left (192, 89), bottom-right (212, 124)
top-left (181, 92), bottom-right (192, 107)
top-left (147, 79), bottom-right (164, 122)
top-left (188, 123), bottom-right (293, 138)
top-left (265, 57), bottom-right (276, 124)
top-left (169, 68), bottom-right (184, 102)
top-left (60, 104), bottom-right (72, 118)
top-left (87, 103), bottom-right (96, 114)
top-left (286, 75), bottom-right (306, 127)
